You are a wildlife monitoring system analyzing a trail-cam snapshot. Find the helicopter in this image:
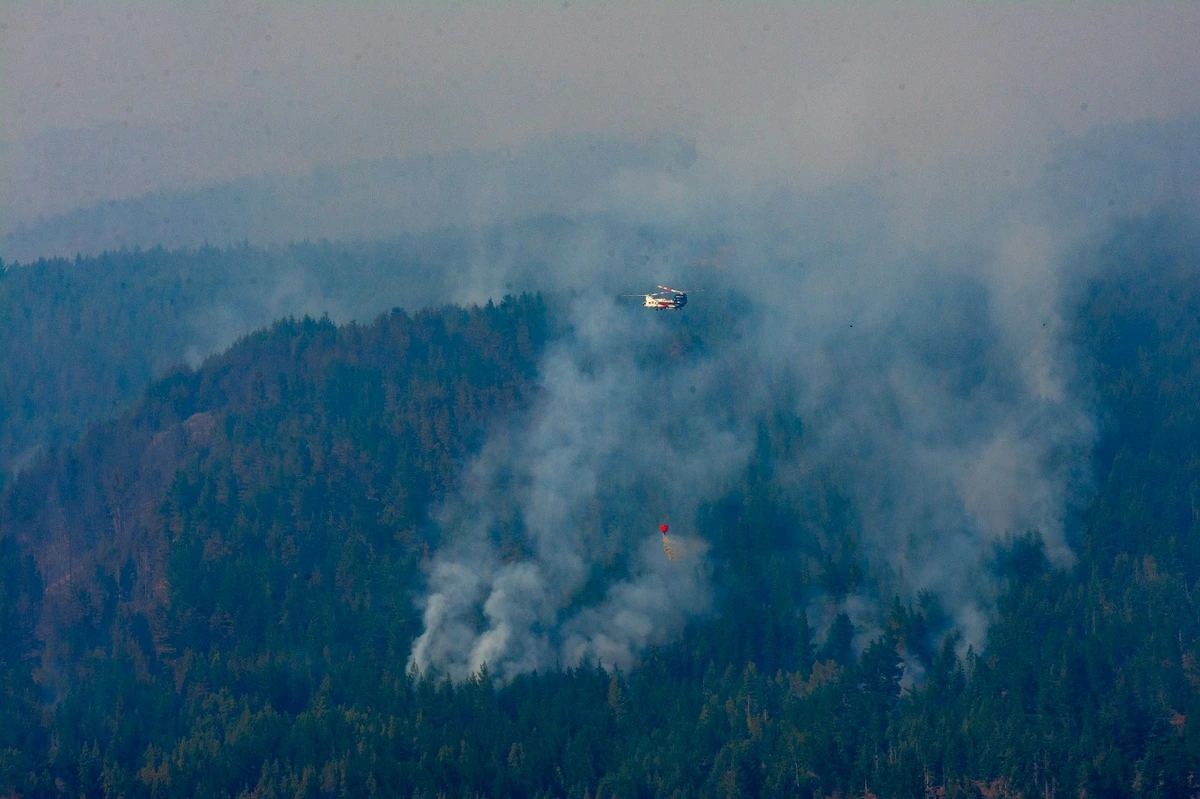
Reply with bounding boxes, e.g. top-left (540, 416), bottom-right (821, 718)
top-left (622, 285), bottom-right (690, 310)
